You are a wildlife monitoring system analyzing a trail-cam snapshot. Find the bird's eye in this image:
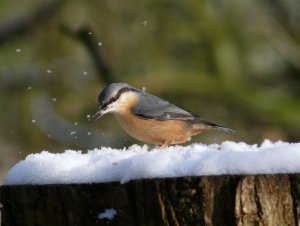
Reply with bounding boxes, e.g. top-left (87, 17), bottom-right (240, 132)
top-left (101, 103), bottom-right (108, 109)
top-left (111, 96), bottom-right (118, 102)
